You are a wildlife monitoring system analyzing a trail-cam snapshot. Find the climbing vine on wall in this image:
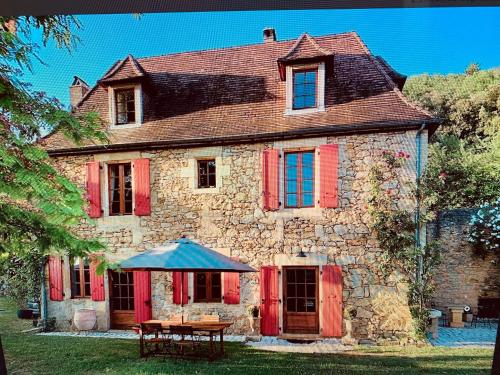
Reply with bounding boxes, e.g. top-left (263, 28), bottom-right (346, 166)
top-left (368, 150), bottom-right (441, 339)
